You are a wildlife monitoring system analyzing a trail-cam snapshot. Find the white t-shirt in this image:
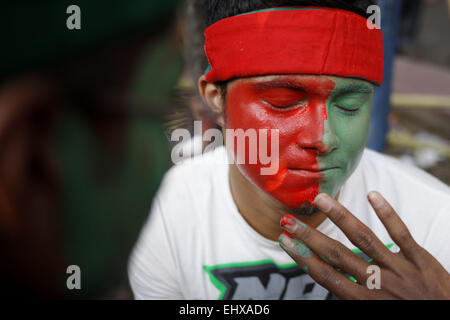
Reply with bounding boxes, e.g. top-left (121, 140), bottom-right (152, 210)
top-left (128, 146), bottom-right (450, 300)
